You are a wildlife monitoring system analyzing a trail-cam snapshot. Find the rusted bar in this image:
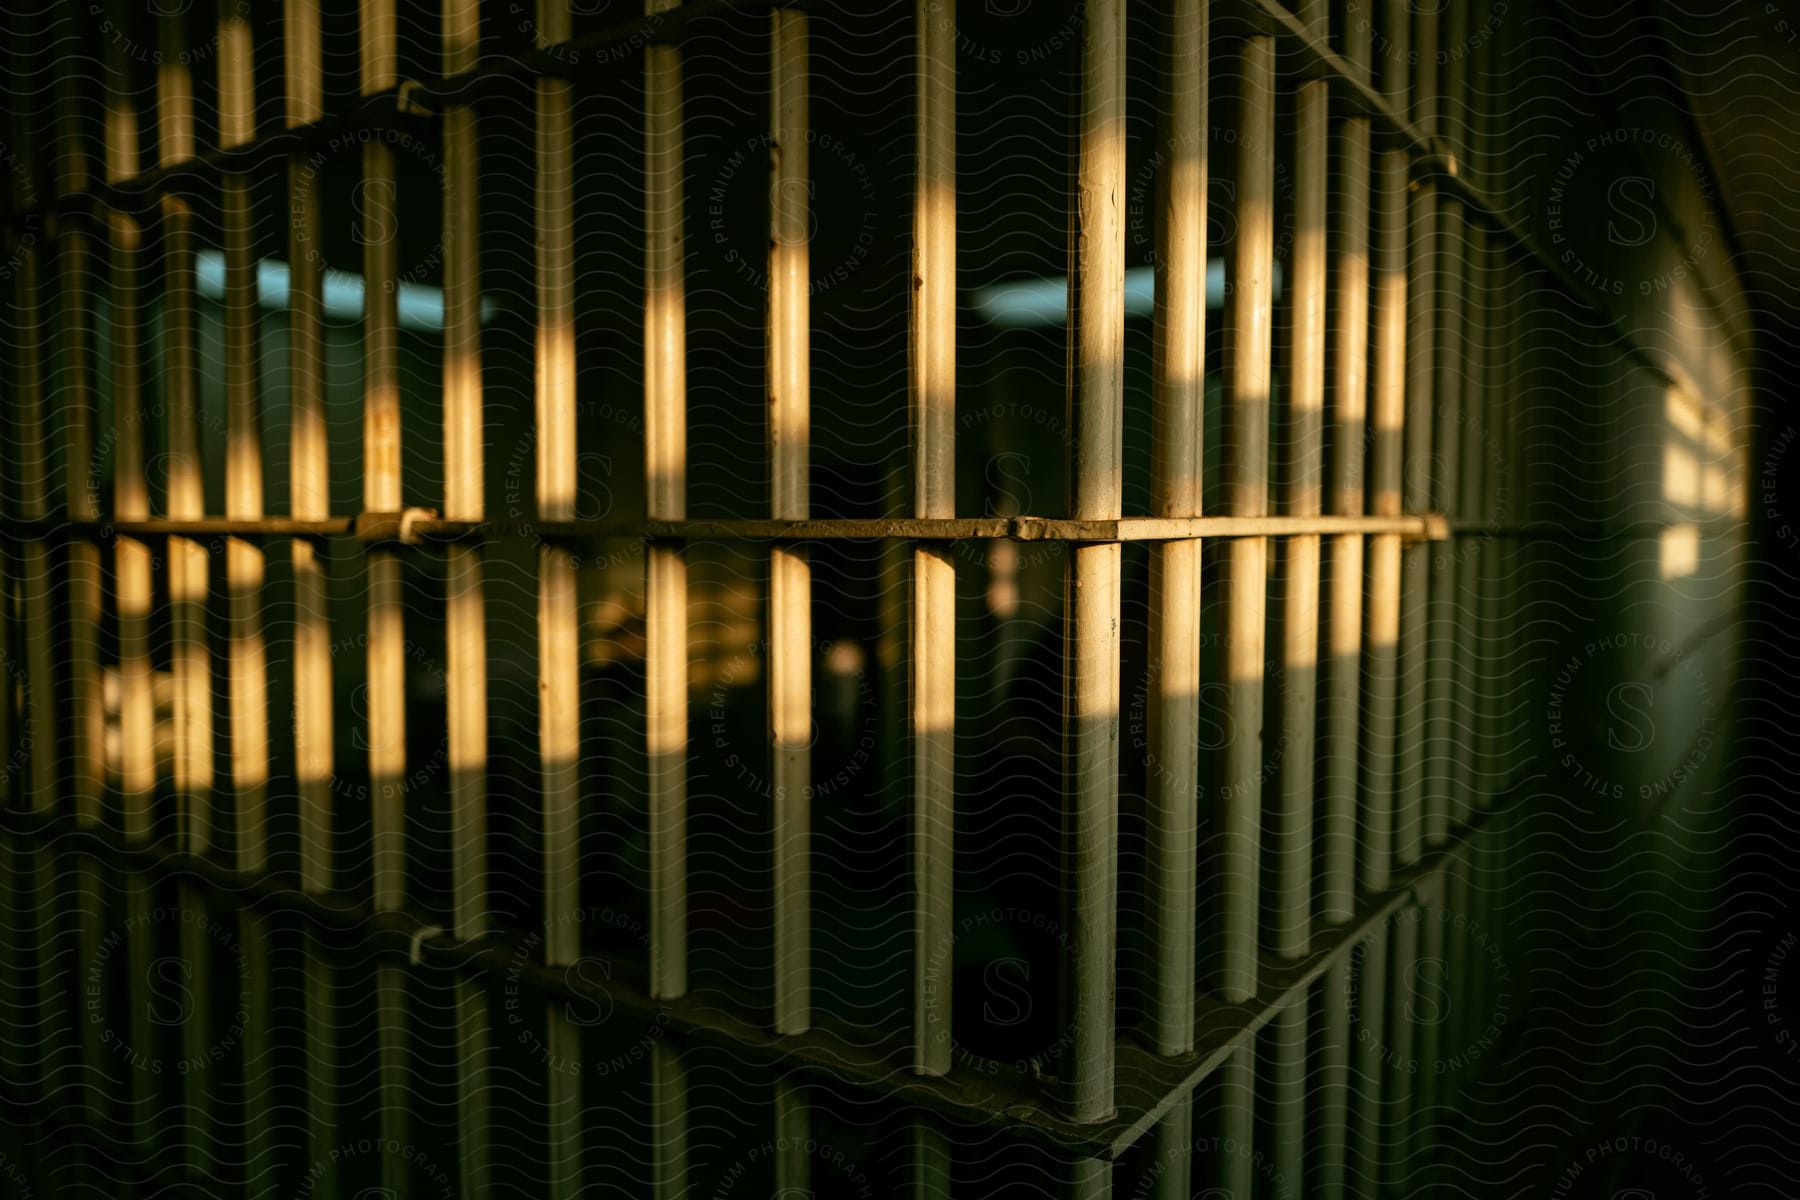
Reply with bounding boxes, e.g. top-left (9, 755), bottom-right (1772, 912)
top-left (1063, 0), bottom-right (1126, 1126)
top-left (769, 7), bottom-right (813, 1039)
top-left (910, 0), bottom-right (957, 1081)
top-left (1216, 30), bottom-right (1275, 1007)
